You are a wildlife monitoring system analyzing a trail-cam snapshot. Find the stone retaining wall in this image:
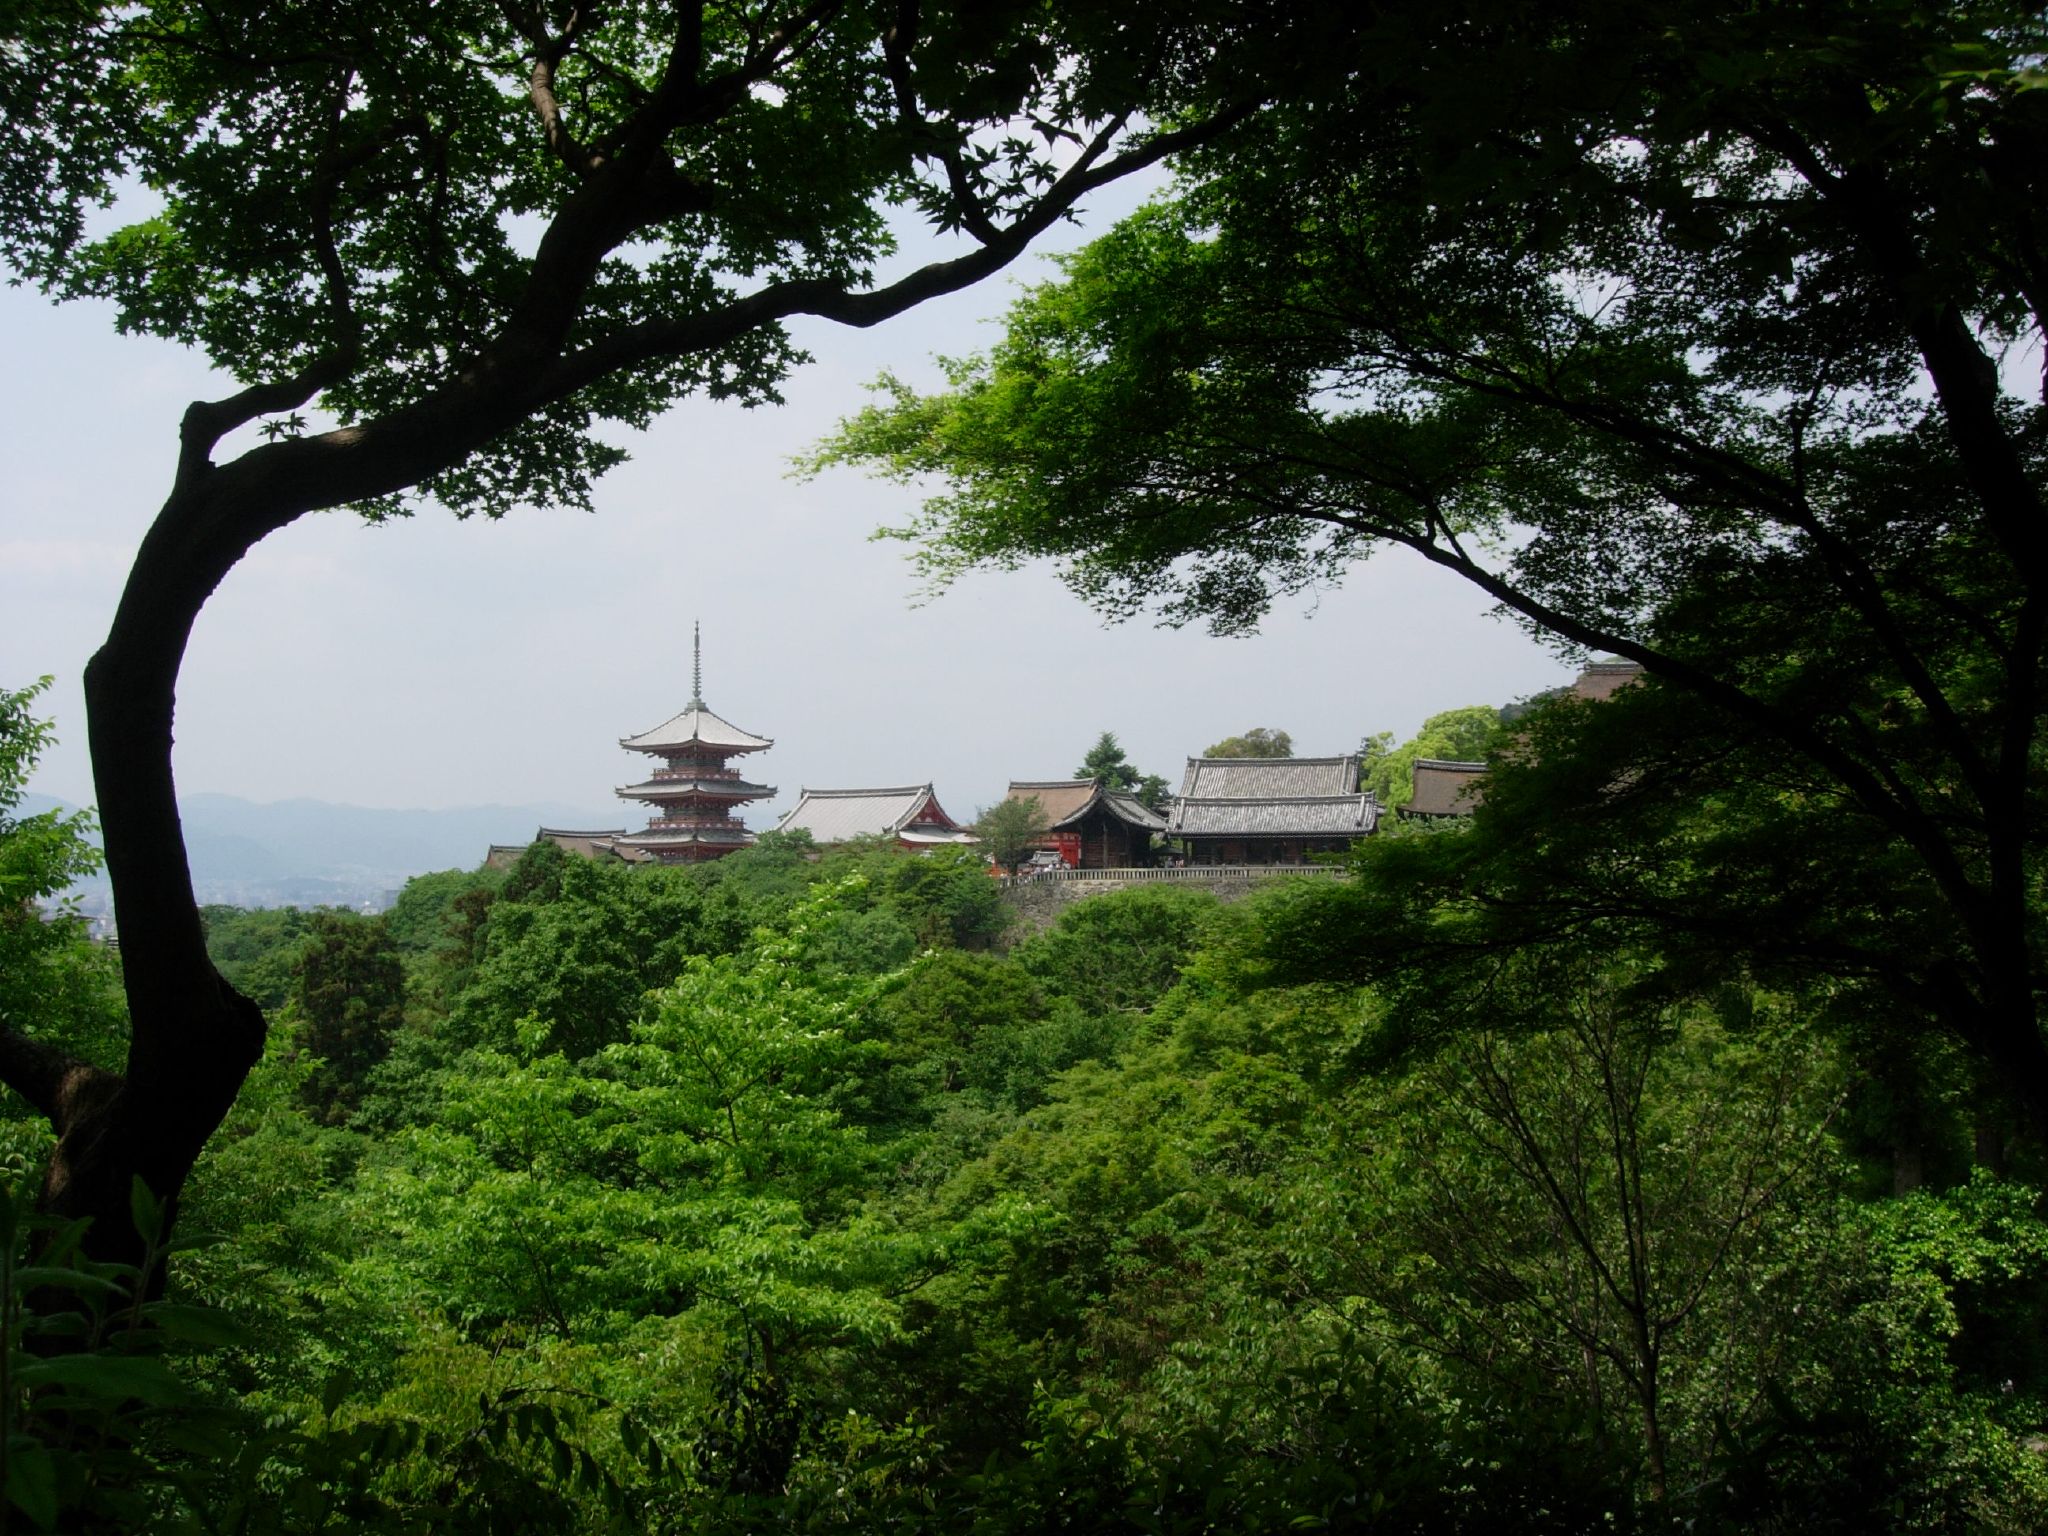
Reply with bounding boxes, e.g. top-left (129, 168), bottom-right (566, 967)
top-left (996, 865), bottom-right (1348, 936)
